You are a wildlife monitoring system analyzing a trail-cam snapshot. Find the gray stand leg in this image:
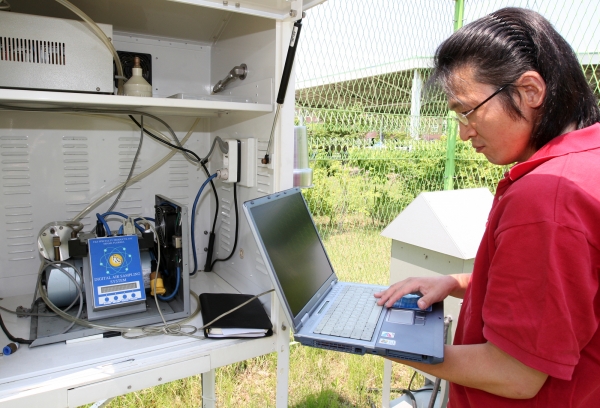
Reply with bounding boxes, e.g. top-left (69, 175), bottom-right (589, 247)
top-left (275, 303), bottom-right (290, 408)
top-left (201, 369), bottom-right (216, 408)
top-left (382, 359), bottom-right (393, 407)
